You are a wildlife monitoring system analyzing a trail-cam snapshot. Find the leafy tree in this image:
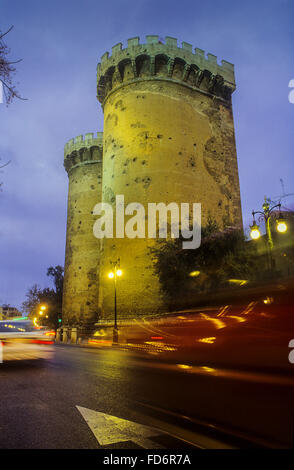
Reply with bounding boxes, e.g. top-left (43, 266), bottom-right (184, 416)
top-left (151, 219), bottom-right (262, 309)
top-left (22, 266), bottom-right (64, 329)
top-left (47, 265), bottom-right (64, 298)
top-left (22, 285), bottom-right (56, 315)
